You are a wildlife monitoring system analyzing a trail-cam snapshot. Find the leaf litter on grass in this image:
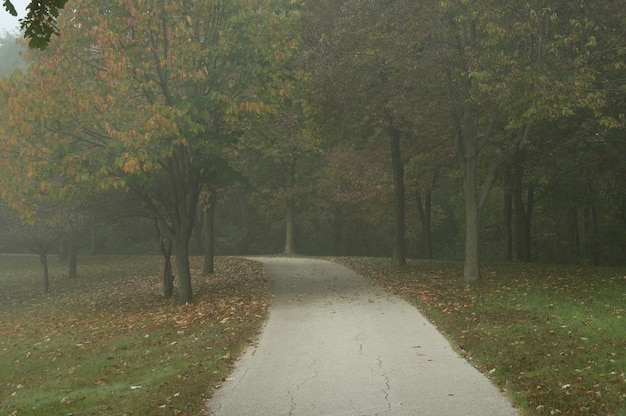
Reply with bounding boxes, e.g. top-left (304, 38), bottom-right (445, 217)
top-left (0, 255), bottom-right (271, 415)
